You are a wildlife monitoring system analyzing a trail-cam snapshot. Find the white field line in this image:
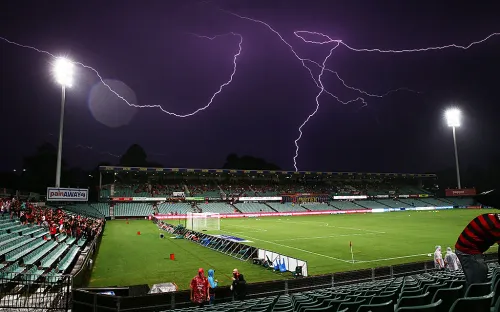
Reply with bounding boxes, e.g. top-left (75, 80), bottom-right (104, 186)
top-left (354, 253), bottom-right (430, 263)
top-left (225, 224), bottom-right (268, 232)
top-left (273, 232), bottom-right (378, 242)
top-left (279, 219), bottom-right (386, 234)
top-left (219, 230), bottom-right (354, 263)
